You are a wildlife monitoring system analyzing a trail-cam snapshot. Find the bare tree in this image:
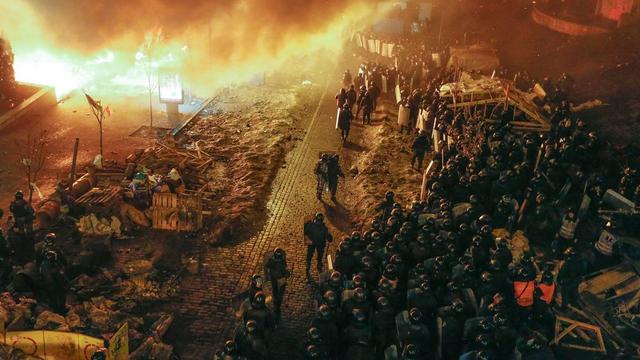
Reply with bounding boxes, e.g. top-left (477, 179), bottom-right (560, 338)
top-left (138, 30), bottom-right (162, 130)
top-left (17, 130), bottom-right (49, 203)
top-left (85, 93), bottom-right (106, 158)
